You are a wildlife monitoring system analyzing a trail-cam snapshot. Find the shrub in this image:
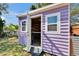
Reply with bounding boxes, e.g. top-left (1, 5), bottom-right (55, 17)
top-left (0, 32), bottom-right (7, 38)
